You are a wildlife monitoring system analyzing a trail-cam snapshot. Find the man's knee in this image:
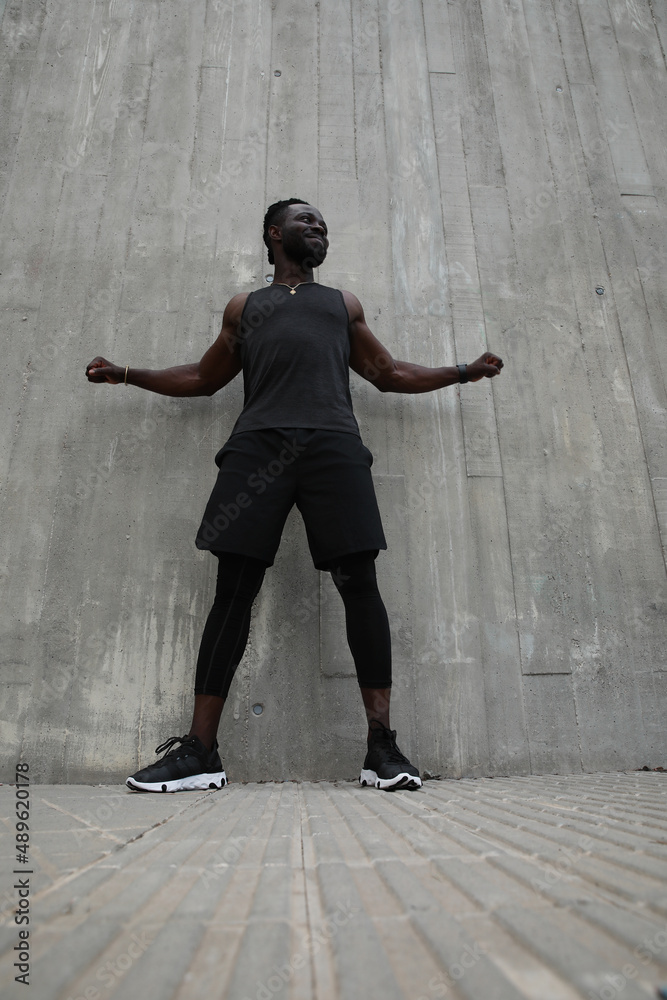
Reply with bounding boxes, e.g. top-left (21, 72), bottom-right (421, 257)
top-left (214, 552), bottom-right (267, 602)
top-left (329, 551), bottom-right (378, 596)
